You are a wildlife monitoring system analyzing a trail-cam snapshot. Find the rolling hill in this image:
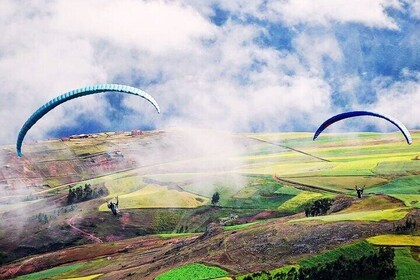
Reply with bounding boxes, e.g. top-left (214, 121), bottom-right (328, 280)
top-left (0, 129), bottom-right (419, 279)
